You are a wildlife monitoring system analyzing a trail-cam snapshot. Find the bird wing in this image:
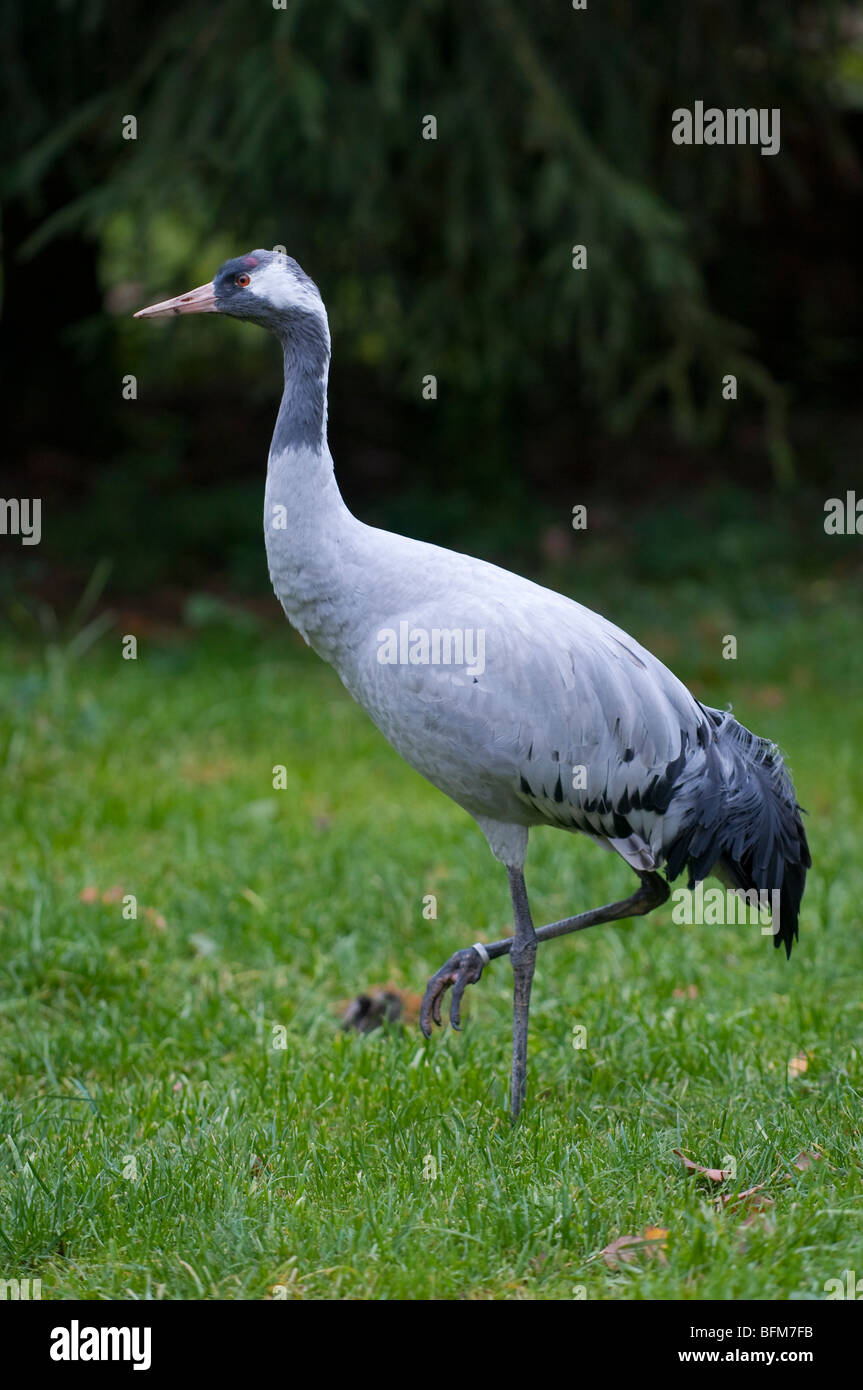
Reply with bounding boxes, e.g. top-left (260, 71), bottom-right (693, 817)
top-left (341, 532), bottom-right (712, 870)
